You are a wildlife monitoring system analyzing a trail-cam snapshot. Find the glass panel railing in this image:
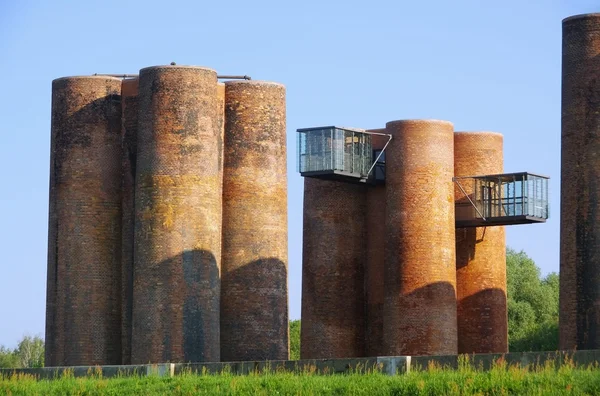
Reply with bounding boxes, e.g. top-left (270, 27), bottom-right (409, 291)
top-left (455, 172), bottom-right (550, 227)
top-left (297, 127), bottom-right (372, 178)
